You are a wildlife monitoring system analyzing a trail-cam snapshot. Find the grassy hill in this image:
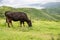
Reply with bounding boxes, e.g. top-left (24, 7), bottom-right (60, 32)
top-left (0, 6), bottom-right (60, 21)
top-left (0, 6), bottom-right (60, 40)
